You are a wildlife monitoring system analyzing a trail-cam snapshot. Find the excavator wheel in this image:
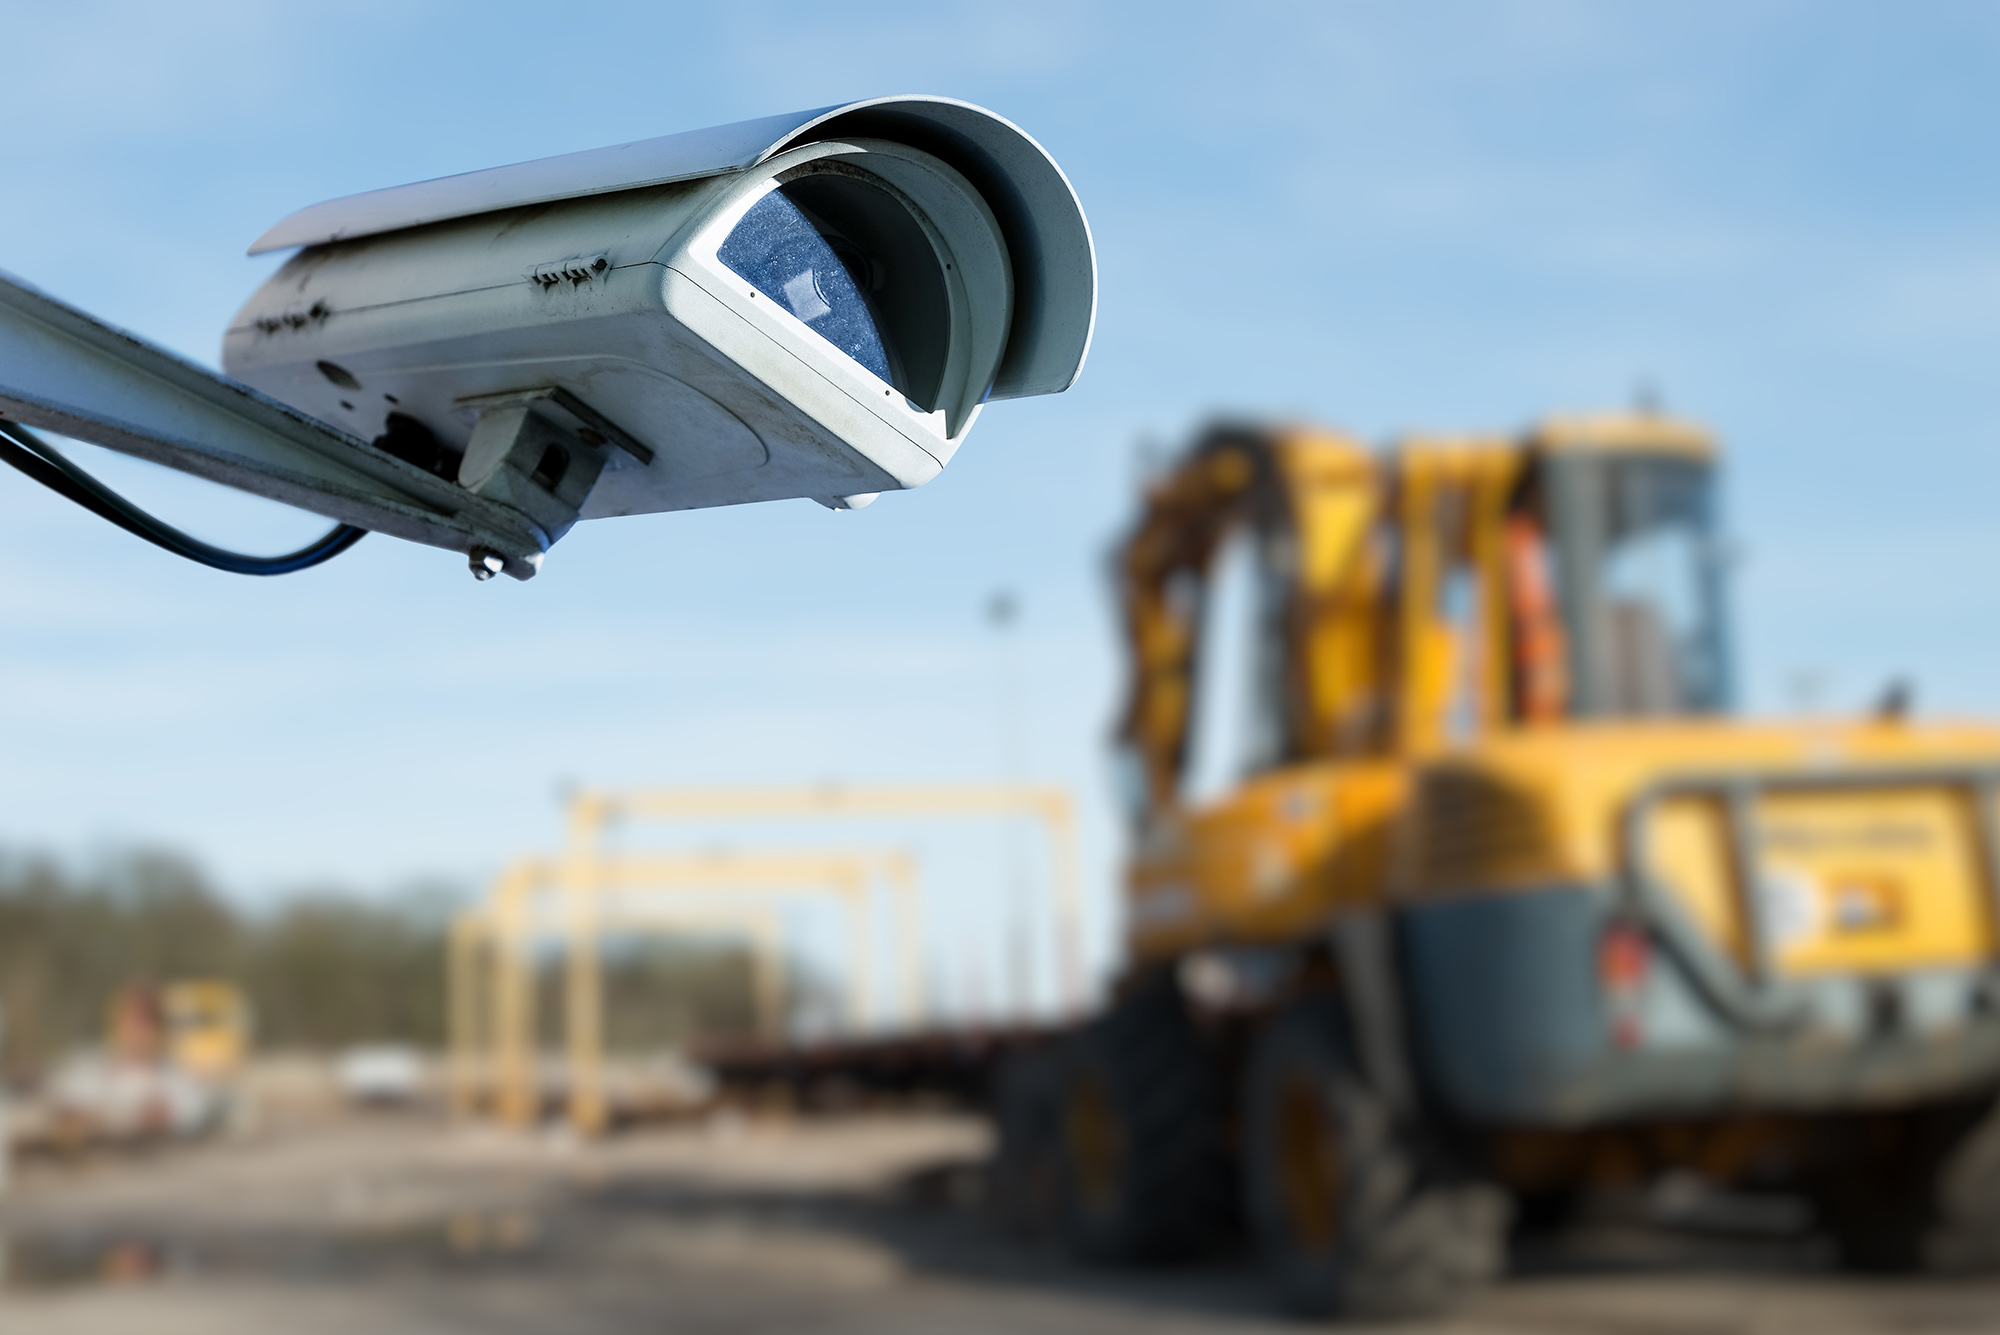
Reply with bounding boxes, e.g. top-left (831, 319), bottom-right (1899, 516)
top-left (1812, 1093), bottom-right (2000, 1272)
top-left (1051, 975), bottom-right (1235, 1261)
top-left (990, 1041), bottom-right (1066, 1240)
top-left (1931, 1092), bottom-right (2000, 1271)
top-left (1242, 995), bottom-right (1507, 1319)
